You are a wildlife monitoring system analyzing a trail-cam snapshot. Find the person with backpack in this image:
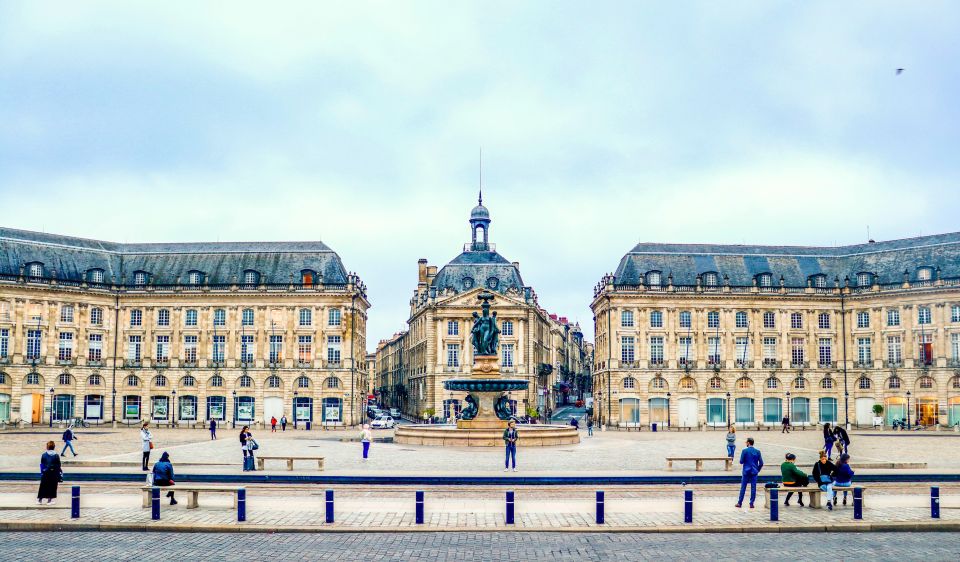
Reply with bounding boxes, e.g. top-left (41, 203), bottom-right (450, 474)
top-left (735, 437), bottom-right (763, 508)
top-left (38, 440), bottom-right (62, 505)
top-left (281, 415), bottom-right (288, 431)
top-left (822, 422), bottom-right (836, 459)
top-left (586, 415), bottom-right (594, 437)
top-left (61, 425), bottom-right (78, 457)
top-left (239, 426), bottom-right (255, 471)
top-left (270, 416), bottom-right (278, 432)
top-left (152, 451), bottom-right (178, 505)
top-left (812, 449), bottom-right (837, 511)
top-left (780, 453), bottom-right (809, 506)
top-left (140, 422), bottom-right (153, 471)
